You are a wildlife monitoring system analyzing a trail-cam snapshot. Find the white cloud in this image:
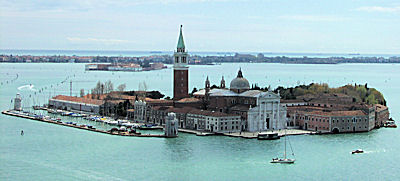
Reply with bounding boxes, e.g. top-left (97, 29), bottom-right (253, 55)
top-left (279, 15), bottom-right (346, 22)
top-left (67, 37), bottom-right (130, 44)
top-left (356, 6), bottom-right (400, 13)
